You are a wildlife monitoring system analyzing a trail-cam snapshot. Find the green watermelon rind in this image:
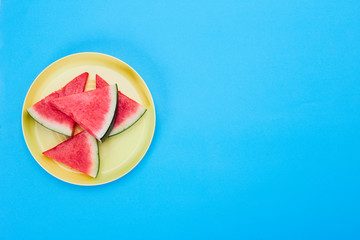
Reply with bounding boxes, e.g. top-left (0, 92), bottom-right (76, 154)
top-left (109, 107), bottom-right (147, 137)
top-left (27, 107), bottom-right (73, 136)
top-left (95, 140), bottom-right (100, 178)
top-left (88, 134), bottom-right (100, 178)
top-left (99, 84), bottom-right (119, 142)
